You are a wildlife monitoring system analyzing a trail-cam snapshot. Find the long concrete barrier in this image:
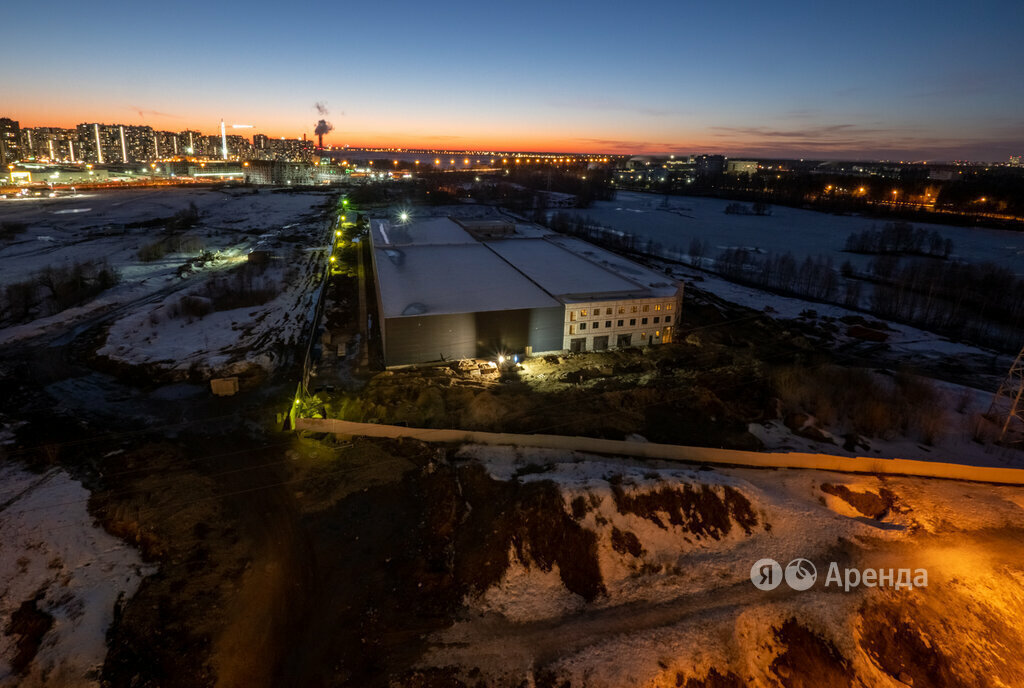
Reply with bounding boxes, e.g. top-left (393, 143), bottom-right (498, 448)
top-left (295, 417), bottom-right (1024, 485)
